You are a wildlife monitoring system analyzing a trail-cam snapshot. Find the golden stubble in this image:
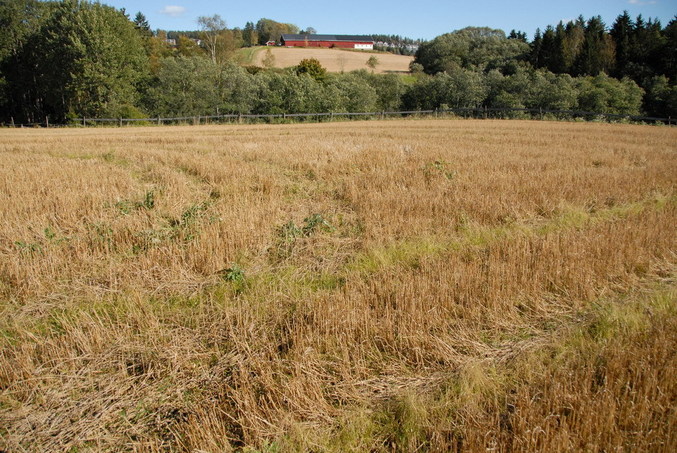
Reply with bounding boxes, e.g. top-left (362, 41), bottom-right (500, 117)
top-left (0, 119), bottom-right (675, 451)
